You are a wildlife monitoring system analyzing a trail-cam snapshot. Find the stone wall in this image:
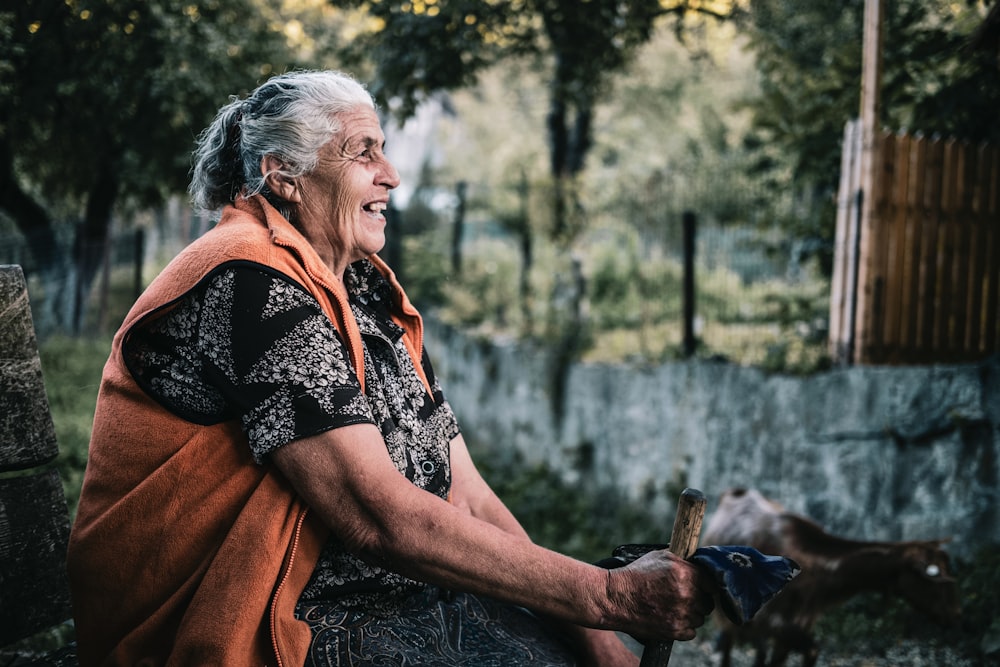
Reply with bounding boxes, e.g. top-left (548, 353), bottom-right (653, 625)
top-left (424, 318), bottom-right (1000, 561)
